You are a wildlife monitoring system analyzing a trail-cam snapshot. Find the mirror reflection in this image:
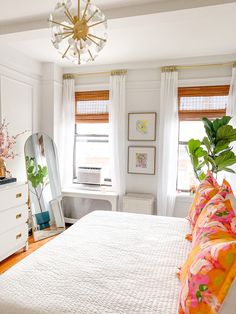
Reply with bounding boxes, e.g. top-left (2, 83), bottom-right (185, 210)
top-left (25, 133), bottom-right (65, 241)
